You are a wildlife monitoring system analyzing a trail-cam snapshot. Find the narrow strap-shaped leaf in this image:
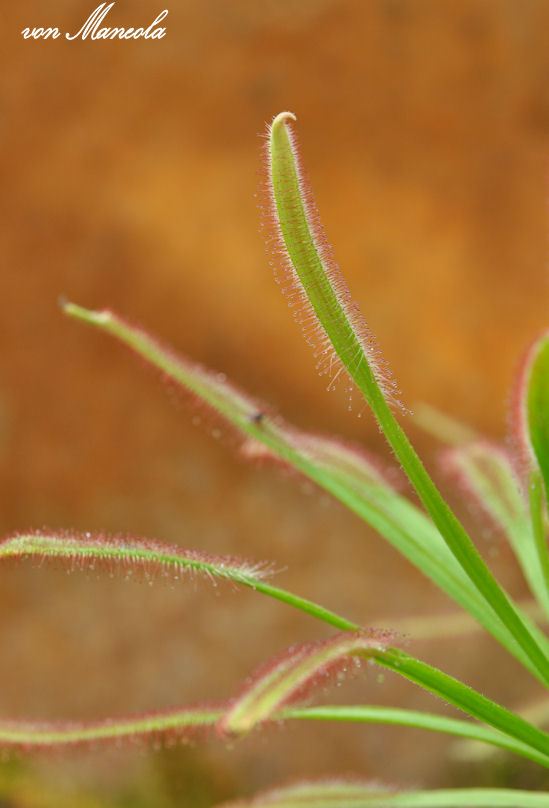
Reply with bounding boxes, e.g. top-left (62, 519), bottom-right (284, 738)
top-left (441, 442), bottom-right (549, 618)
top-left (0, 706), bottom-right (225, 748)
top-left (1, 703), bottom-right (547, 768)
top-left (219, 630), bottom-right (394, 737)
top-left (441, 442), bottom-right (526, 532)
top-left (285, 705), bottom-right (549, 768)
top-left (528, 470), bottom-right (549, 611)
top-left (511, 332), bottom-right (549, 598)
top-left (0, 531), bottom-right (272, 586)
top-left (5, 533), bottom-right (547, 761)
top-left (218, 780), bottom-right (549, 808)
top-left (454, 692), bottom-right (549, 763)
top-left (62, 302), bottom-right (549, 682)
top-left (373, 647), bottom-right (549, 759)
top-left (221, 629), bottom-right (549, 763)
top-left (267, 111), bottom-right (549, 688)
top-left (0, 531), bottom-right (360, 633)
top-left (265, 113), bottom-right (401, 410)
top-left (412, 403), bottom-right (479, 446)
top-left (513, 331), bottom-right (549, 499)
